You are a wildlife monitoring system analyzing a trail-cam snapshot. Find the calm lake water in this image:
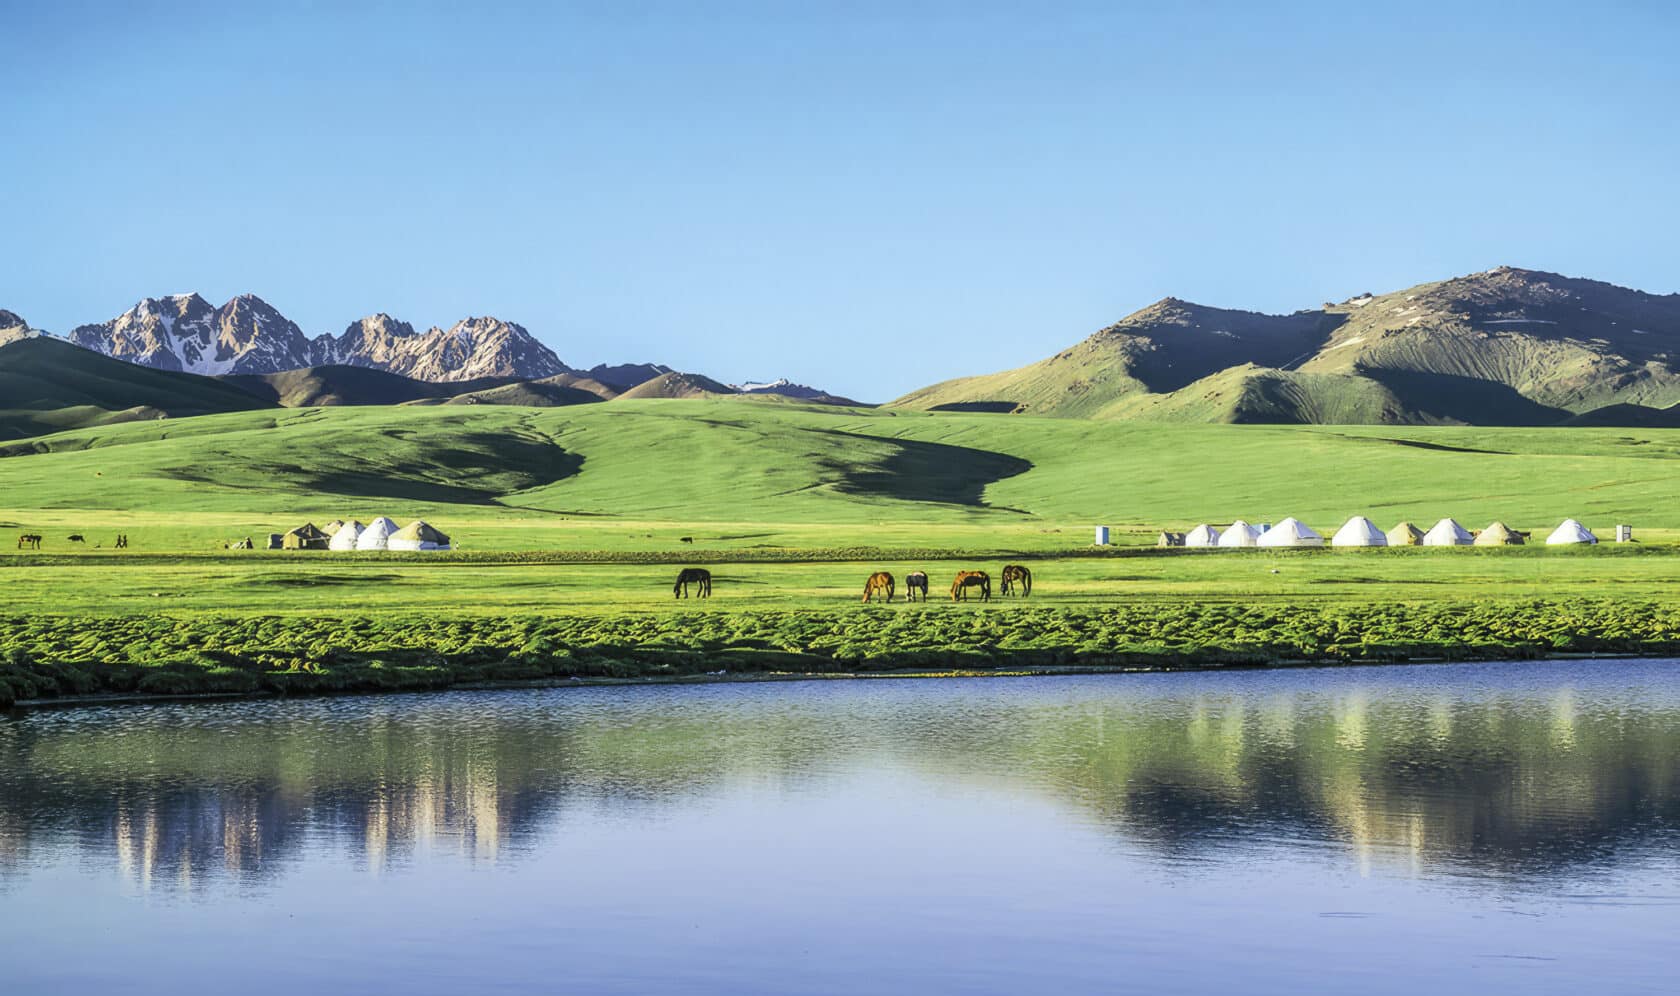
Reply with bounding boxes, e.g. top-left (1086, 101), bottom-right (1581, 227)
top-left (2, 661), bottom-right (1677, 994)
